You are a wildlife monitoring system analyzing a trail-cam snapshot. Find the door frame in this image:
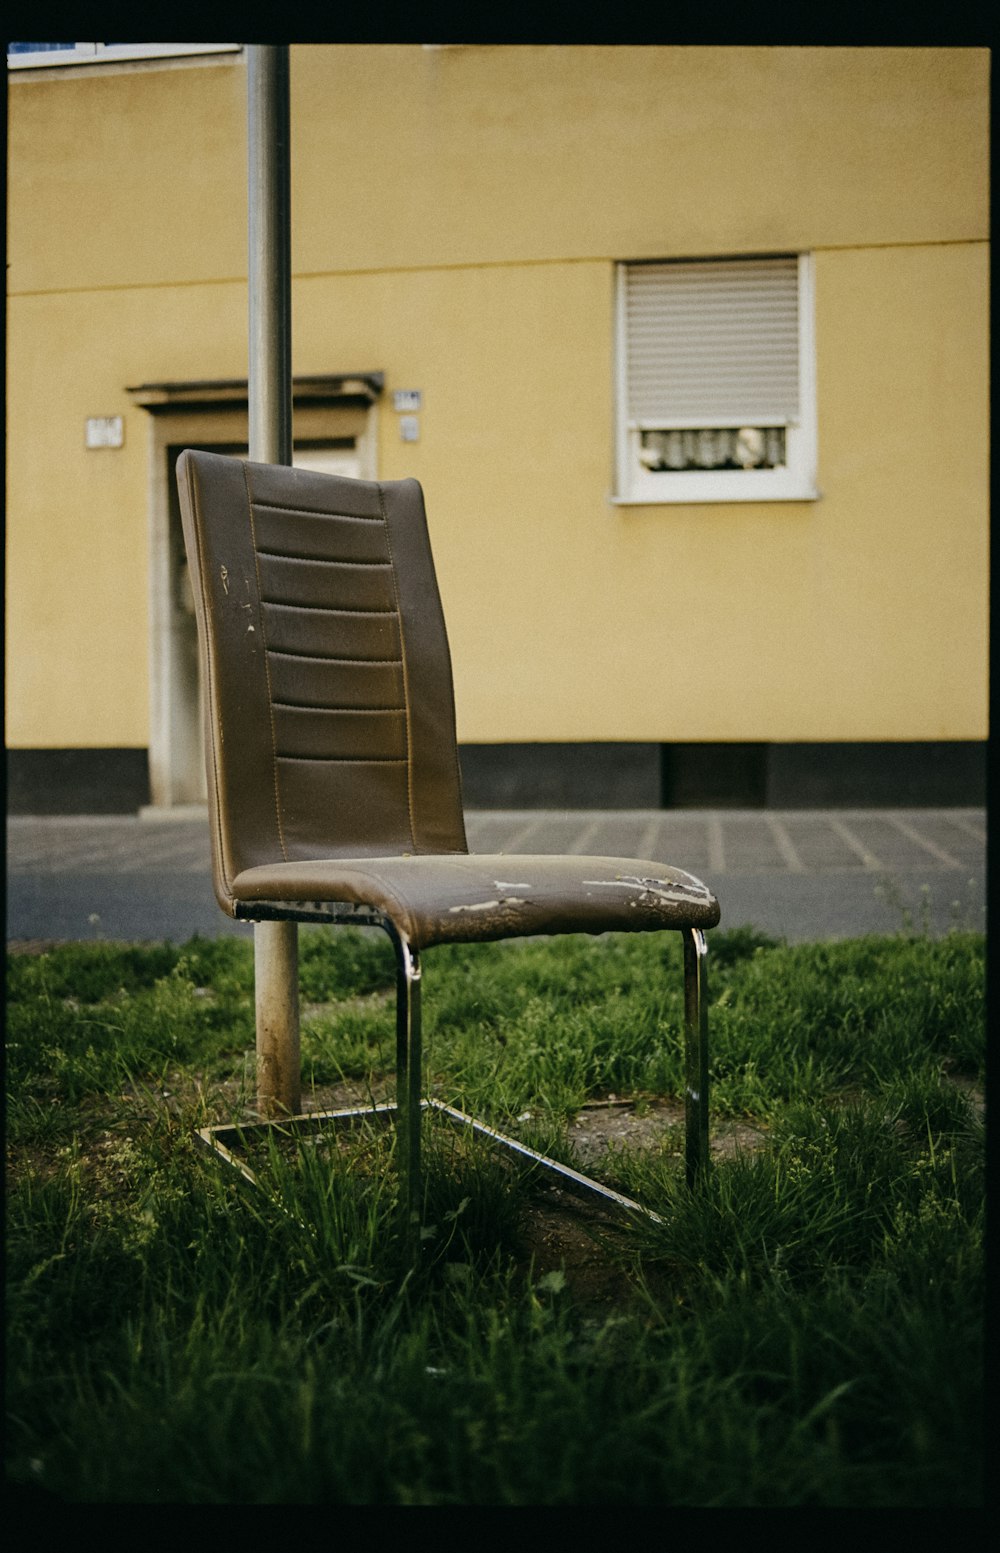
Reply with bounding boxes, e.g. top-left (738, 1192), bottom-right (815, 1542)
top-left (129, 376), bottom-right (383, 809)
